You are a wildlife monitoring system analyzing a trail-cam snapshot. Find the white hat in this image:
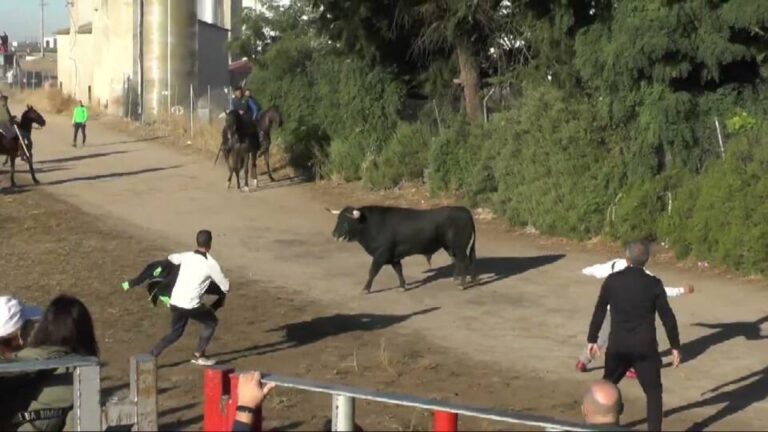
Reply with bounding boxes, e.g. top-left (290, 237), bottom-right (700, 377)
top-left (0, 296), bottom-right (42, 339)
